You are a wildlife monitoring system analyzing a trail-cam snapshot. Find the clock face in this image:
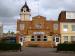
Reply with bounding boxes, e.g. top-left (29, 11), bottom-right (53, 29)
top-left (66, 12), bottom-right (75, 19)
